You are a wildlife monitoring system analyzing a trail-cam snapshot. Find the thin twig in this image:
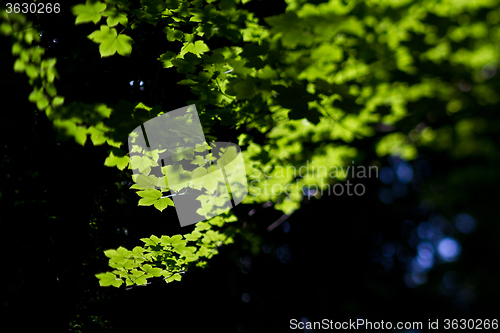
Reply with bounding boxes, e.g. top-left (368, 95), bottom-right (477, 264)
top-left (267, 211), bottom-right (295, 231)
